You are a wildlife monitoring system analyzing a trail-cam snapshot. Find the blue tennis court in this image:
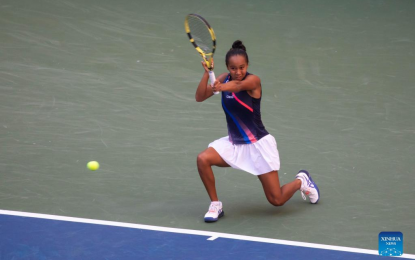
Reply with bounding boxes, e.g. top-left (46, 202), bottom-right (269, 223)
top-left (1, 210), bottom-right (414, 259)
